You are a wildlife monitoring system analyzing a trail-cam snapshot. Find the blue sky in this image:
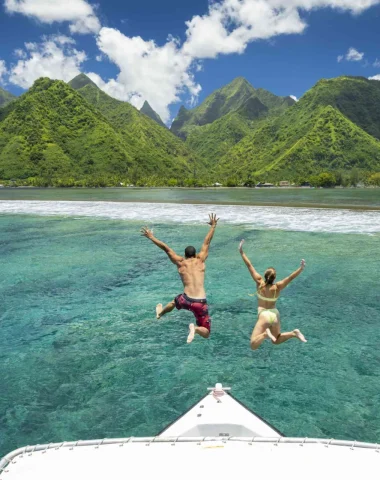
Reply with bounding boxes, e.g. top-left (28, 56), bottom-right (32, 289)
top-left (1, 0), bottom-right (380, 123)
